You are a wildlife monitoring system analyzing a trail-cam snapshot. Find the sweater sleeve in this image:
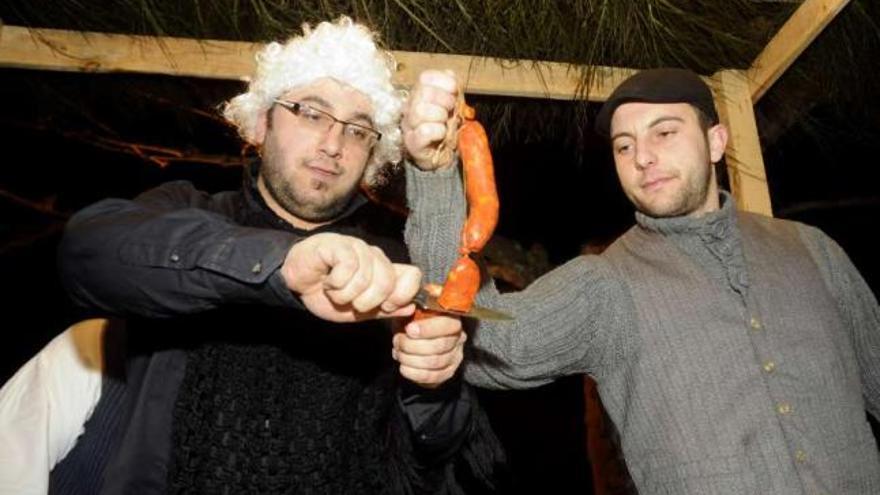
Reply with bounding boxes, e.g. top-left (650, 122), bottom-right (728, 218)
top-left (799, 224), bottom-right (880, 419)
top-left (58, 181), bottom-right (302, 318)
top-left (405, 163), bottom-right (631, 390)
